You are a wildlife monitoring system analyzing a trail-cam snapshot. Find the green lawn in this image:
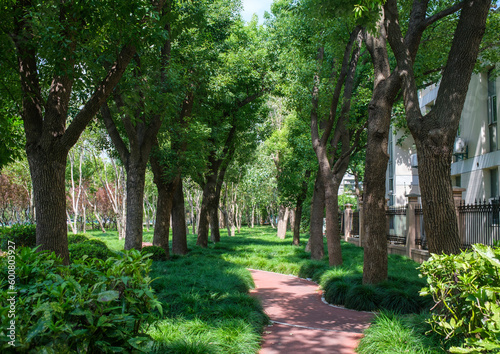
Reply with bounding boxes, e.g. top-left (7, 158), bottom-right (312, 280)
top-left (86, 226), bottom-right (443, 354)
